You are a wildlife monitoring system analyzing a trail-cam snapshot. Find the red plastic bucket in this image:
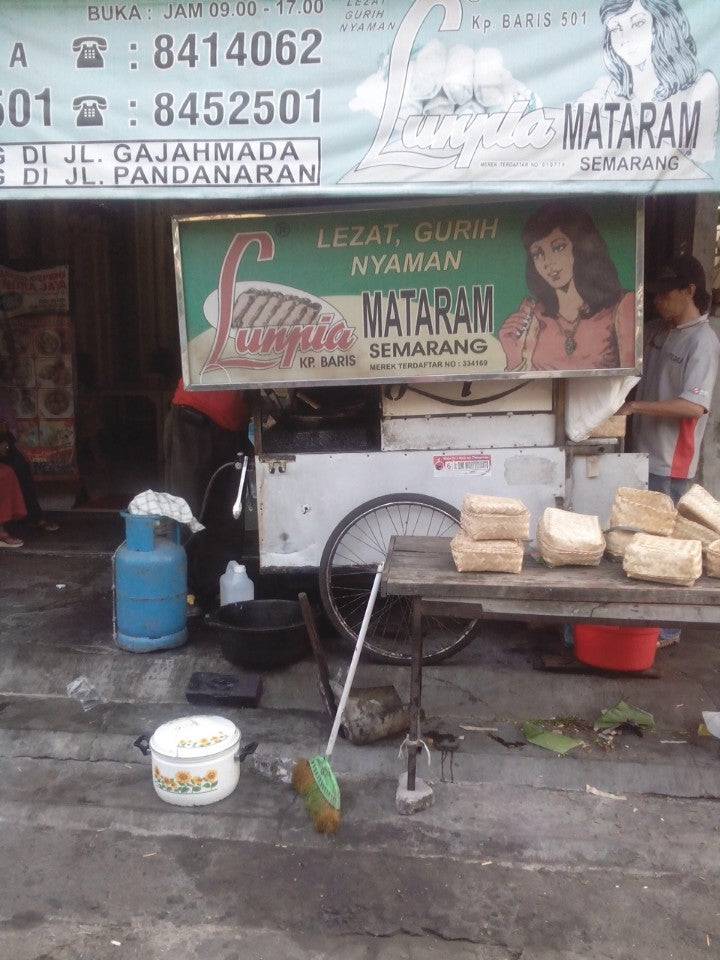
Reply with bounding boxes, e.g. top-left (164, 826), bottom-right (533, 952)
top-left (573, 624), bottom-right (659, 671)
